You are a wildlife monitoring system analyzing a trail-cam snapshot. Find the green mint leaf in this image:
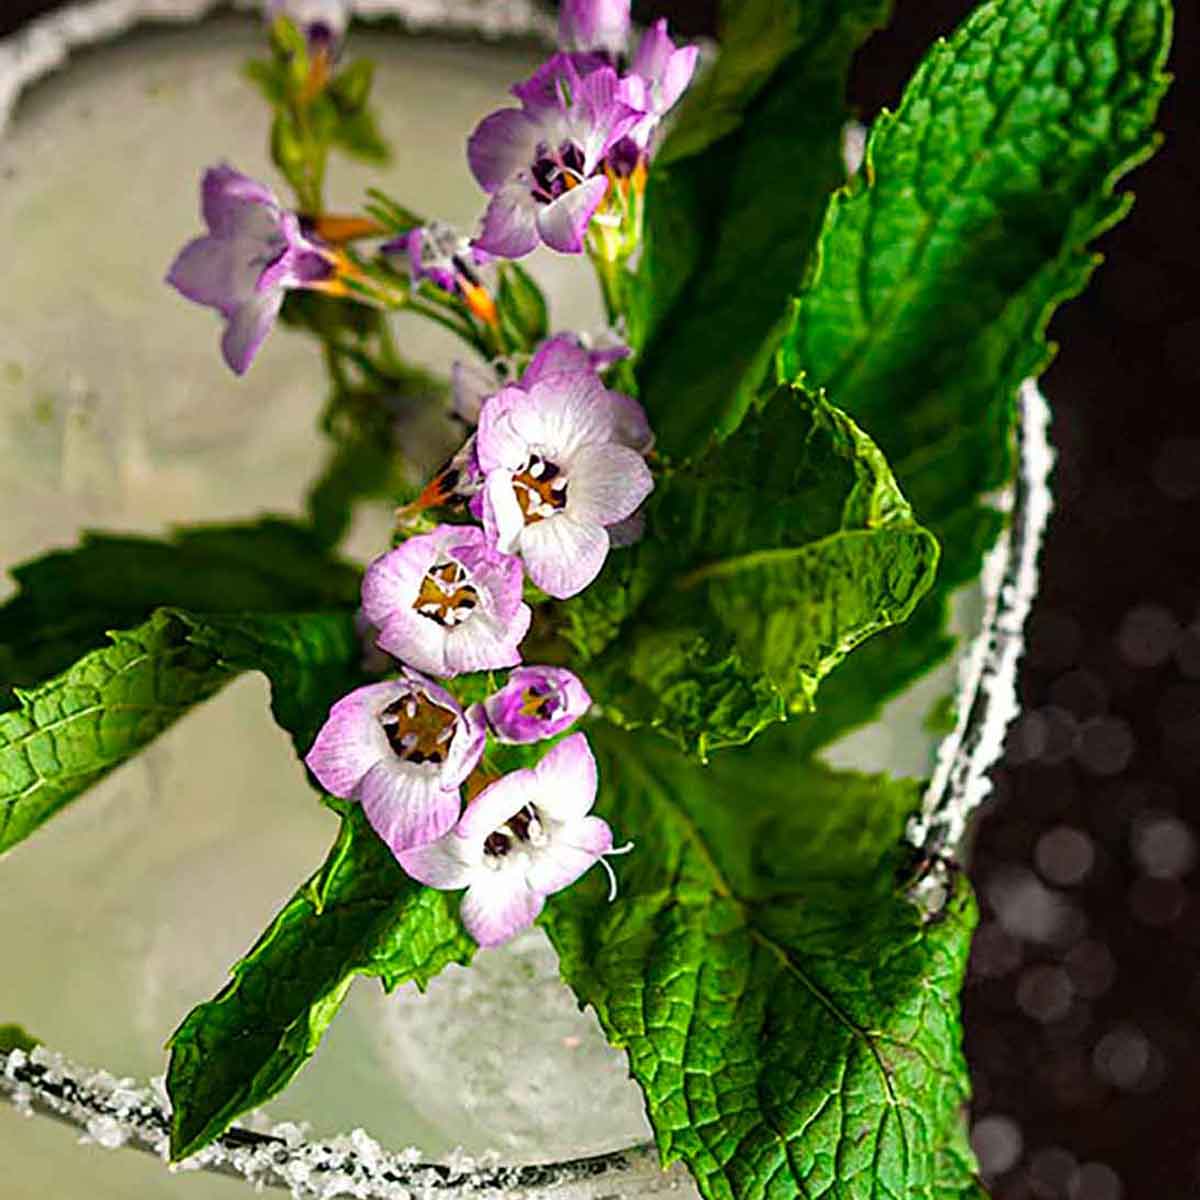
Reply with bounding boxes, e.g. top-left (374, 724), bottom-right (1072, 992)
top-left (243, 58), bottom-right (288, 107)
top-left (166, 806), bottom-right (472, 1161)
top-left (0, 523), bottom-right (363, 853)
top-left (0, 611), bottom-right (233, 855)
top-left (496, 262), bottom-right (550, 351)
top-left (542, 725), bottom-right (978, 1200)
top-left (567, 389), bottom-right (938, 755)
top-left (633, 0), bottom-right (891, 461)
top-left (0, 607), bottom-right (360, 854)
top-left (778, 0), bottom-right (1171, 749)
top-left (329, 60), bottom-right (375, 114)
top-left (179, 611), bottom-right (363, 758)
top-left (0, 518), bottom-right (360, 701)
top-left (0, 1024), bottom-right (42, 1053)
top-left (331, 106), bottom-right (391, 165)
